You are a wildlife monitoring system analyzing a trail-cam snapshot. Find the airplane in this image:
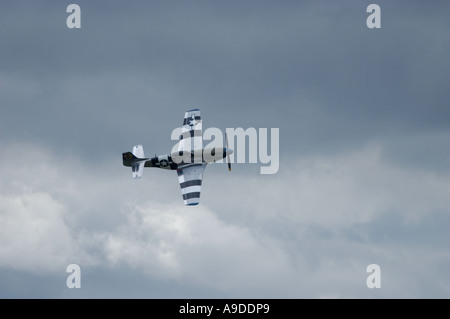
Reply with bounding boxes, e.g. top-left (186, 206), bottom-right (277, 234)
top-left (122, 109), bottom-right (233, 205)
